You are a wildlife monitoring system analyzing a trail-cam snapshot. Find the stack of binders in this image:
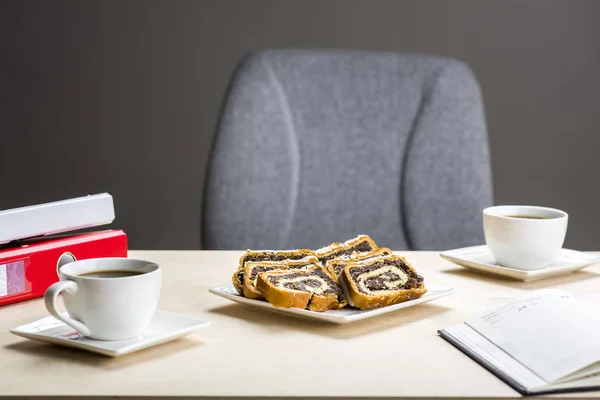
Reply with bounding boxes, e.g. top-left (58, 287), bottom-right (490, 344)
top-left (0, 193), bottom-right (128, 306)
